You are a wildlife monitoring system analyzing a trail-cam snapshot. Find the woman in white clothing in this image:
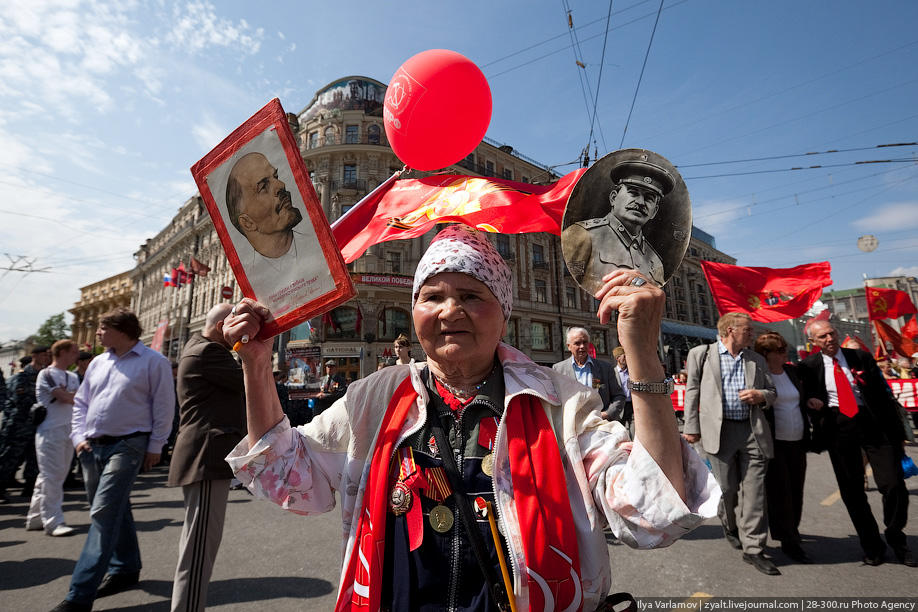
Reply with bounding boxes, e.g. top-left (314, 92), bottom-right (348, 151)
top-left (27, 340), bottom-right (81, 536)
